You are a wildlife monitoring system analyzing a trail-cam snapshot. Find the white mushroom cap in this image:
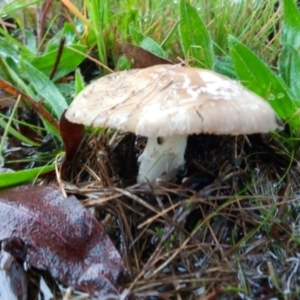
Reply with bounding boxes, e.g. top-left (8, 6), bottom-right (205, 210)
top-left (66, 64), bottom-right (283, 183)
top-left (65, 64), bottom-right (283, 136)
